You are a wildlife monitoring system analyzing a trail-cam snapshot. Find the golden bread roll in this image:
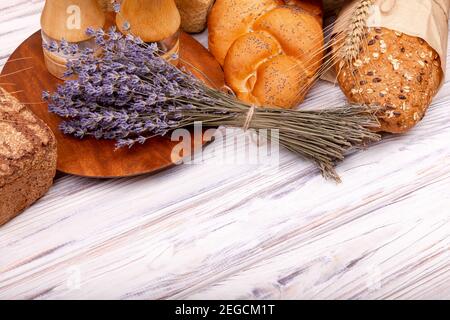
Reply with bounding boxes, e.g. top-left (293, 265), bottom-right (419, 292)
top-left (336, 27), bottom-right (442, 133)
top-left (208, 0), bottom-right (324, 109)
